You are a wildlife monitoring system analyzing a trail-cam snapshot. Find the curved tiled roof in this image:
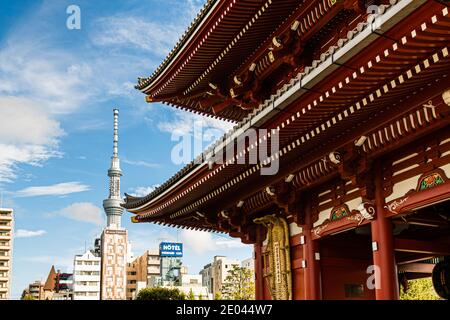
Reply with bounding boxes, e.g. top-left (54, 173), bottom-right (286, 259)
top-left (123, 5), bottom-right (390, 210)
top-left (124, 0), bottom-right (435, 213)
top-left (135, 0), bottom-right (218, 91)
